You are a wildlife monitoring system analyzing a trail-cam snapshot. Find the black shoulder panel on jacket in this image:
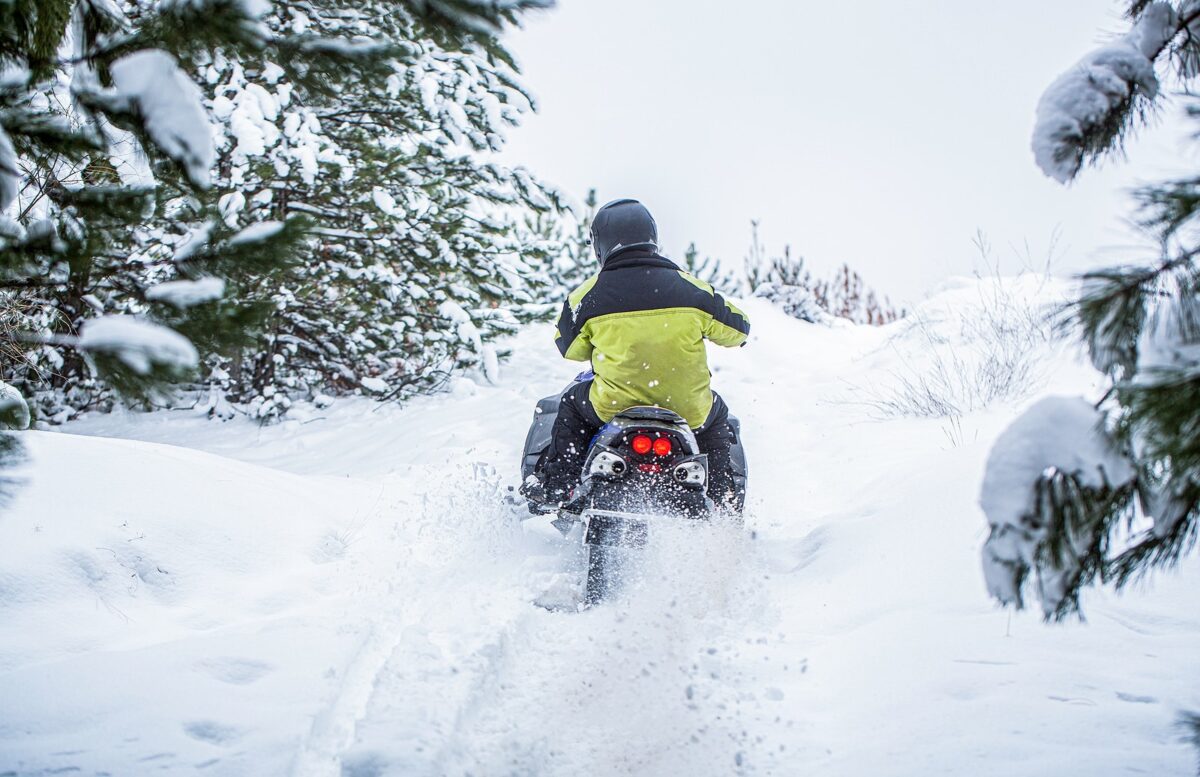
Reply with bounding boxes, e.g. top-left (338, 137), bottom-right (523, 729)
top-left (568, 250), bottom-right (725, 328)
top-left (709, 290), bottom-right (750, 335)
